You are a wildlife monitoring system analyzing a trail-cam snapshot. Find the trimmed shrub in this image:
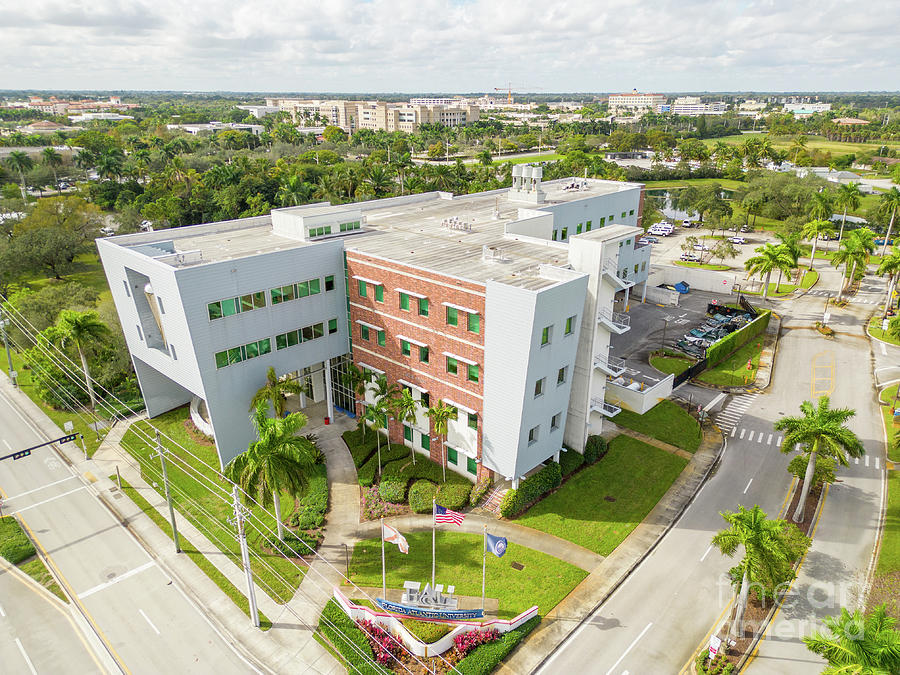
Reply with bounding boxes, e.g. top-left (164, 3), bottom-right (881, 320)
top-left (383, 453), bottom-right (469, 486)
top-left (361, 487), bottom-right (406, 521)
top-left (267, 531), bottom-right (323, 556)
top-left (357, 455), bottom-right (379, 487)
top-left (0, 516), bottom-right (36, 565)
top-left (357, 443), bottom-right (409, 487)
top-left (317, 599), bottom-right (391, 675)
top-left (454, 627), bottom-right (501, 656)
top-left (559, 447), bottom-right (584, 476)
top-left (456, 616), bottom-right (540, 675)
top-left (378, 476), bottom-right (408, 503)
top-left (788, 454), bottom-right (836, 487)
top-left (408, 480), bottom-right (437, 513)
top-left (499, 462), bottom-right (562, 518)
top-left (437, 482), bottom-right (470, 511)
top-left (469, 475), bottom-right (493, 507)
top-left (342, 428), bottom-right (378, 468)
top-left (583, 435), bottom-right (607, 465)
top-left (292, 463), bottom-right (328, 530)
